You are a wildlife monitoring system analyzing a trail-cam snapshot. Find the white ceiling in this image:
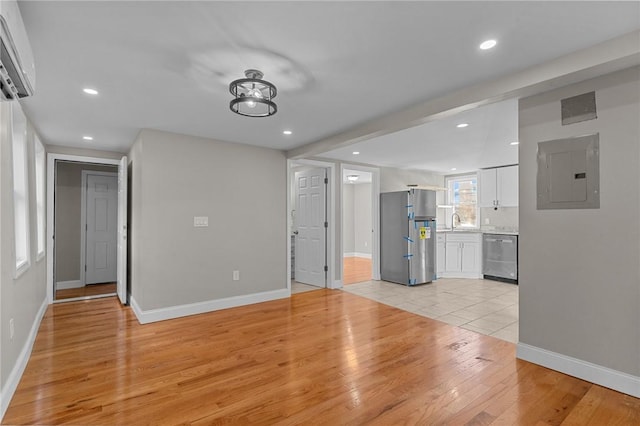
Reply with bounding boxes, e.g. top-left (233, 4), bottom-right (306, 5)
top-left (17, 1), bottom-right (640, 157)
top-left (323, 98), bottom-right (518, 174)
